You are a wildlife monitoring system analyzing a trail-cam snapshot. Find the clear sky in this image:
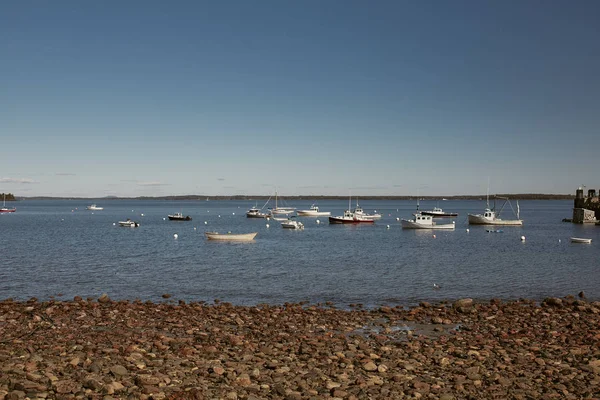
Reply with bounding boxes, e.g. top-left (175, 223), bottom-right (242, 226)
top-left (2, 0), bottom-right (599, 197)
